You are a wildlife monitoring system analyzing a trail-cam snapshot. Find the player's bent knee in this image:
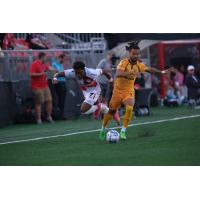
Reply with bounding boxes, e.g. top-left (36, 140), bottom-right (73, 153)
top-left (80, 102), bottom-right (91, 113)
top-left (80, 106), bottom-right (90, 113)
